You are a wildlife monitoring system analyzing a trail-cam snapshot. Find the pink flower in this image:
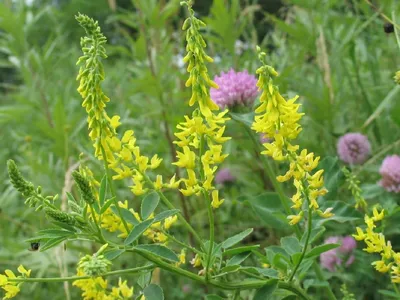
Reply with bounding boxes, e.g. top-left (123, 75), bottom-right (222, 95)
top-left (337, 133), bottom-right (371, 165)
top-left (215, 168), bottom-right (236, 185)
top-left (339, 236), bottom-right (357, 254)
top-left (210, 69), bottom-right (258, 109)
top-left (379, 155), bottom-right (400, 193)
top-left (320, 236), bottom-right (356, 272)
